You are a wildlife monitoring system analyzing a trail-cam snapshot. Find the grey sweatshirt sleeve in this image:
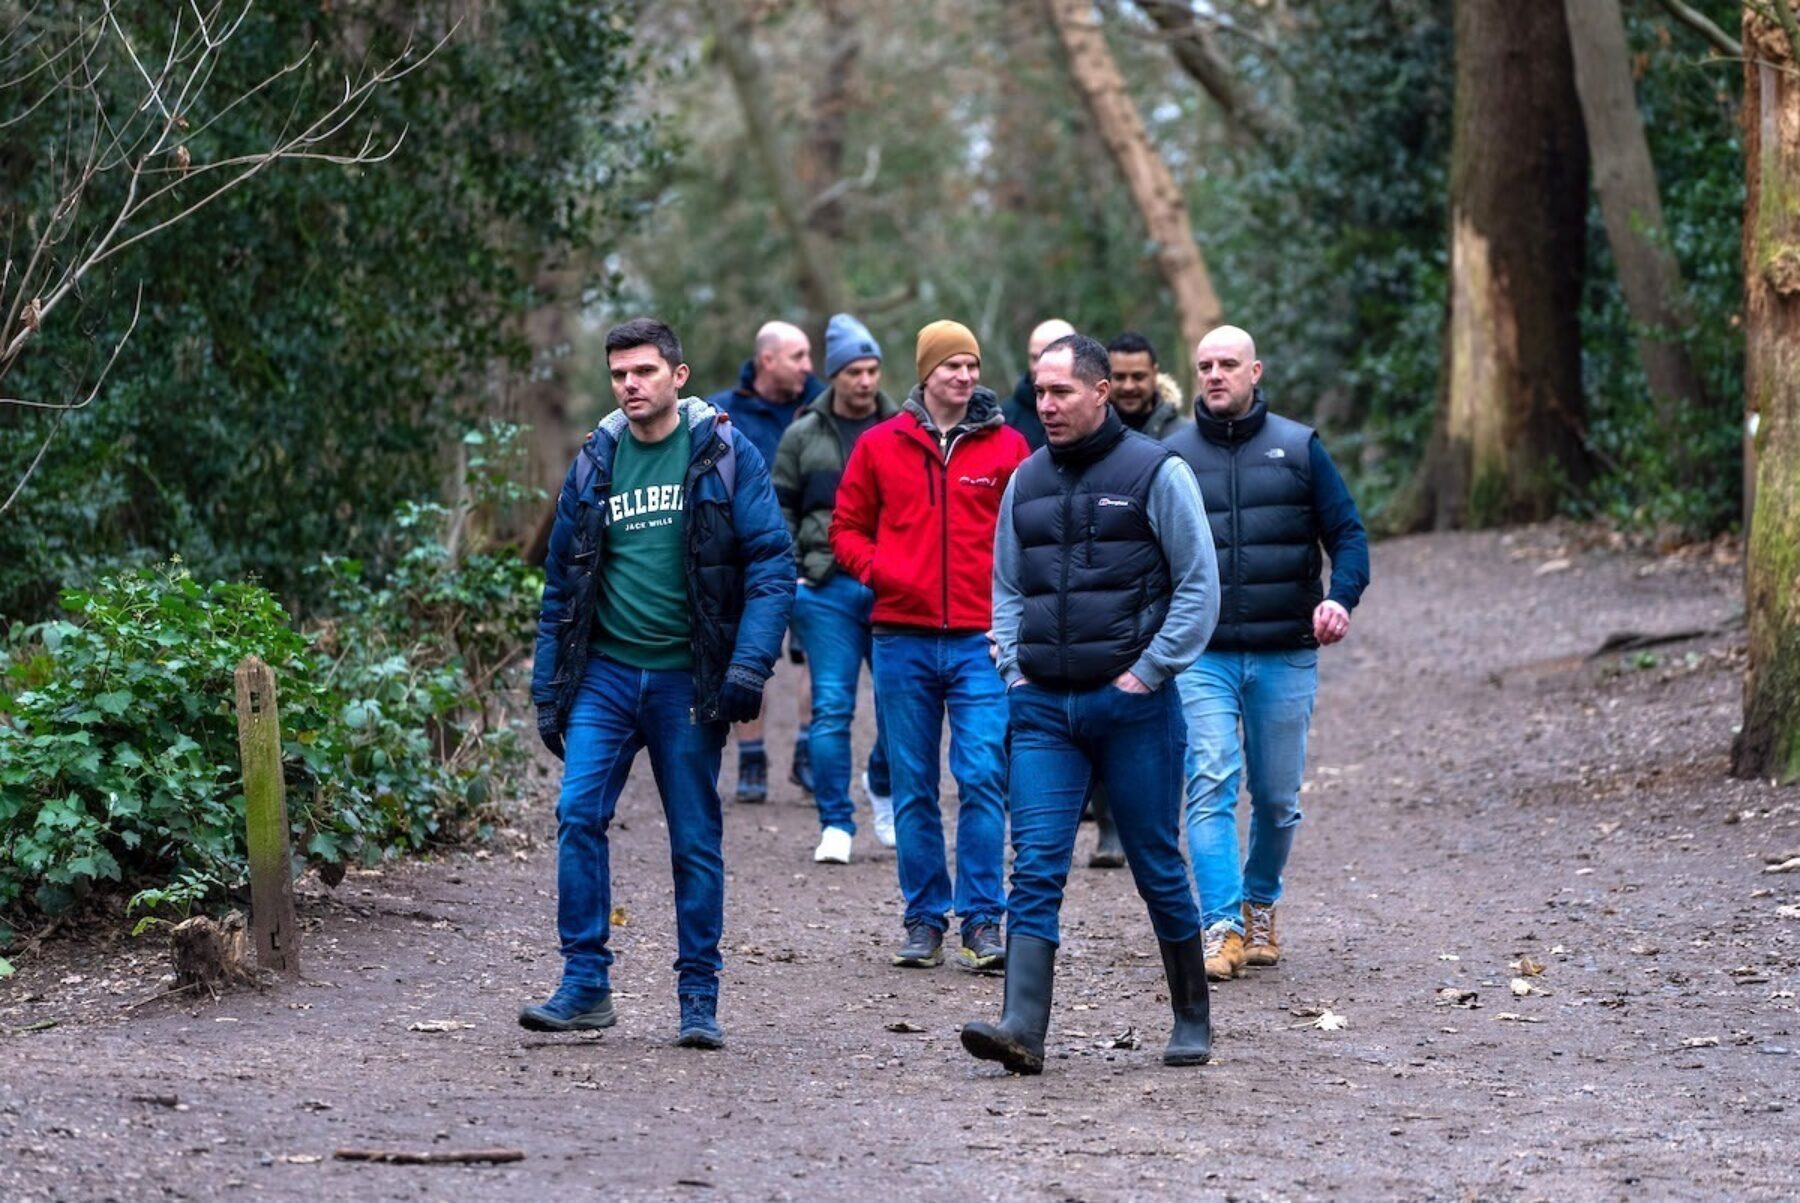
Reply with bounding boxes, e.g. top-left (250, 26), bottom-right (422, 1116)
top-left (990, 477), bottom-right (1026, 687)
top-left (1129, 458), bottom-right (1220, 691)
